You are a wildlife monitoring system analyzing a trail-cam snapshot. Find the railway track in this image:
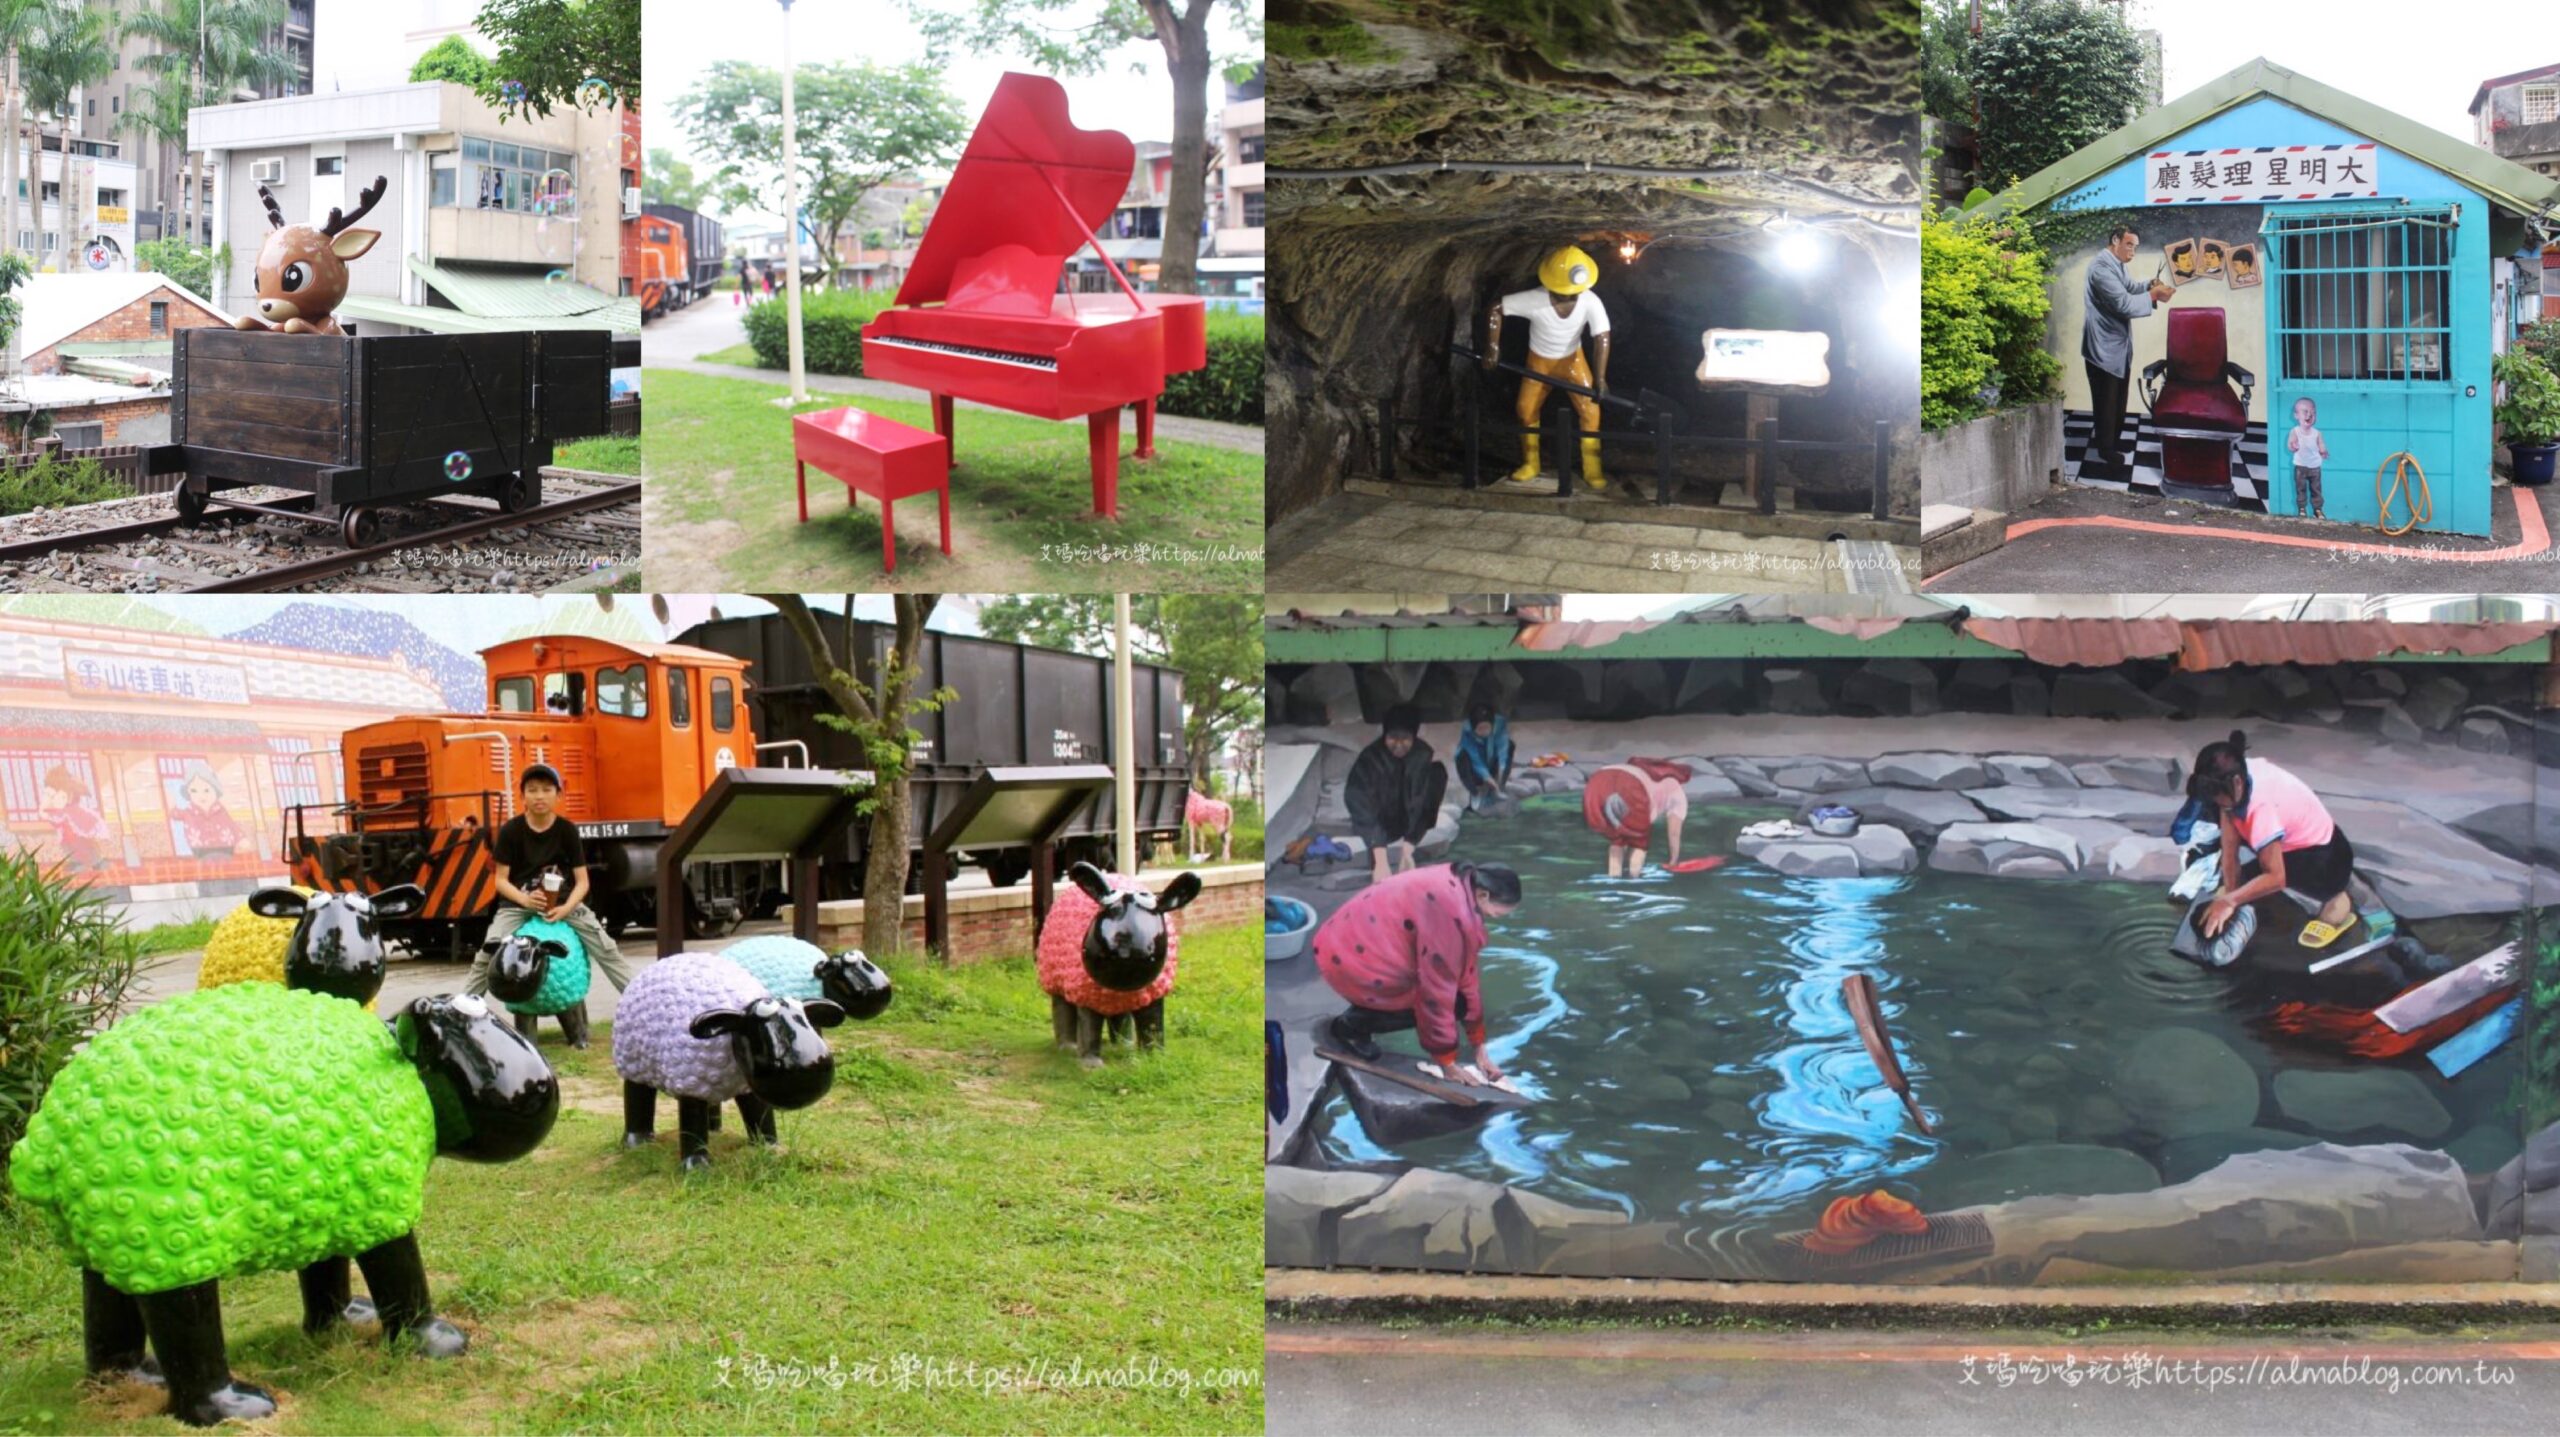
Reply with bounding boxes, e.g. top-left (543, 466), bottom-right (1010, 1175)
top-left (0, 469), bottom-right (641, 594)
